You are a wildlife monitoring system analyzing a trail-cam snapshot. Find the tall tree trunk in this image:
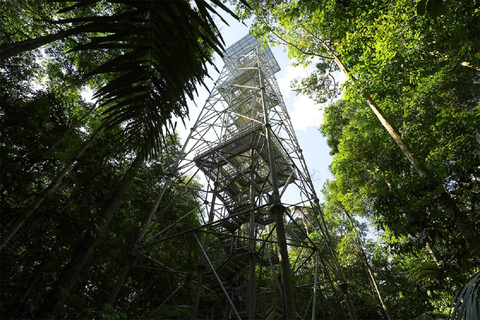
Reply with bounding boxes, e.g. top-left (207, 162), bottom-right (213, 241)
top-left (36, 152), bottom-right (144, 319)
top-left (106, 184), bottom-right (168, 306)
top-left (425, 242), bottom-right (442, 267)
top-left (0, 124), bottom-right (106, 250)
top-left (127, 273), bottom-right (163, 314)
top-left (106, 253), bottom-right (138, 306)
top-left (320, 42), bottom-right (480, 258)
top-left (342, 208), bottom-right (392, 320)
